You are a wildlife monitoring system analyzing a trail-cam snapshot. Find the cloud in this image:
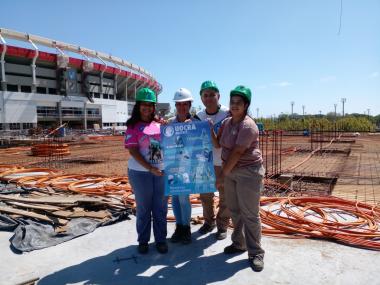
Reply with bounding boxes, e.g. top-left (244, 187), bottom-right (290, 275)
top-left (320, 76), bottom-right (336, 82)
top-left (370, 71), bottom-right (379, 78)
top-left (255, 85), bottom-right (267, 89)
top-left (275, 81), bottom-right (292, 87)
